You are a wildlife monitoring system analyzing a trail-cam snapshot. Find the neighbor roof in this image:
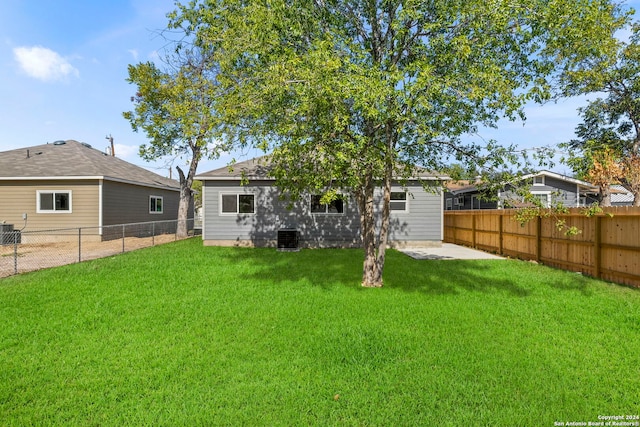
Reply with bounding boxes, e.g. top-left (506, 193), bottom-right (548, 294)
top-left (196, 156), bottom-right (449, 181)
top-left (0, 140), bottom-right (179, 191)
top-left (446, 171), bottom-right (598, 195)
top-left (195, 157), bottom-right (273, 181)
